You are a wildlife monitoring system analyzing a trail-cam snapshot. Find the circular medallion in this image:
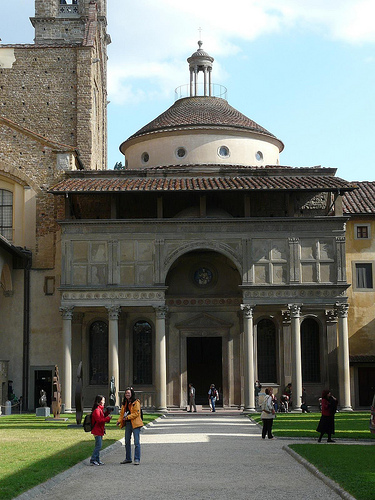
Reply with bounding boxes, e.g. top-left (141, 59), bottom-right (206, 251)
top-left (193, 267), bottom-right (213, 286)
